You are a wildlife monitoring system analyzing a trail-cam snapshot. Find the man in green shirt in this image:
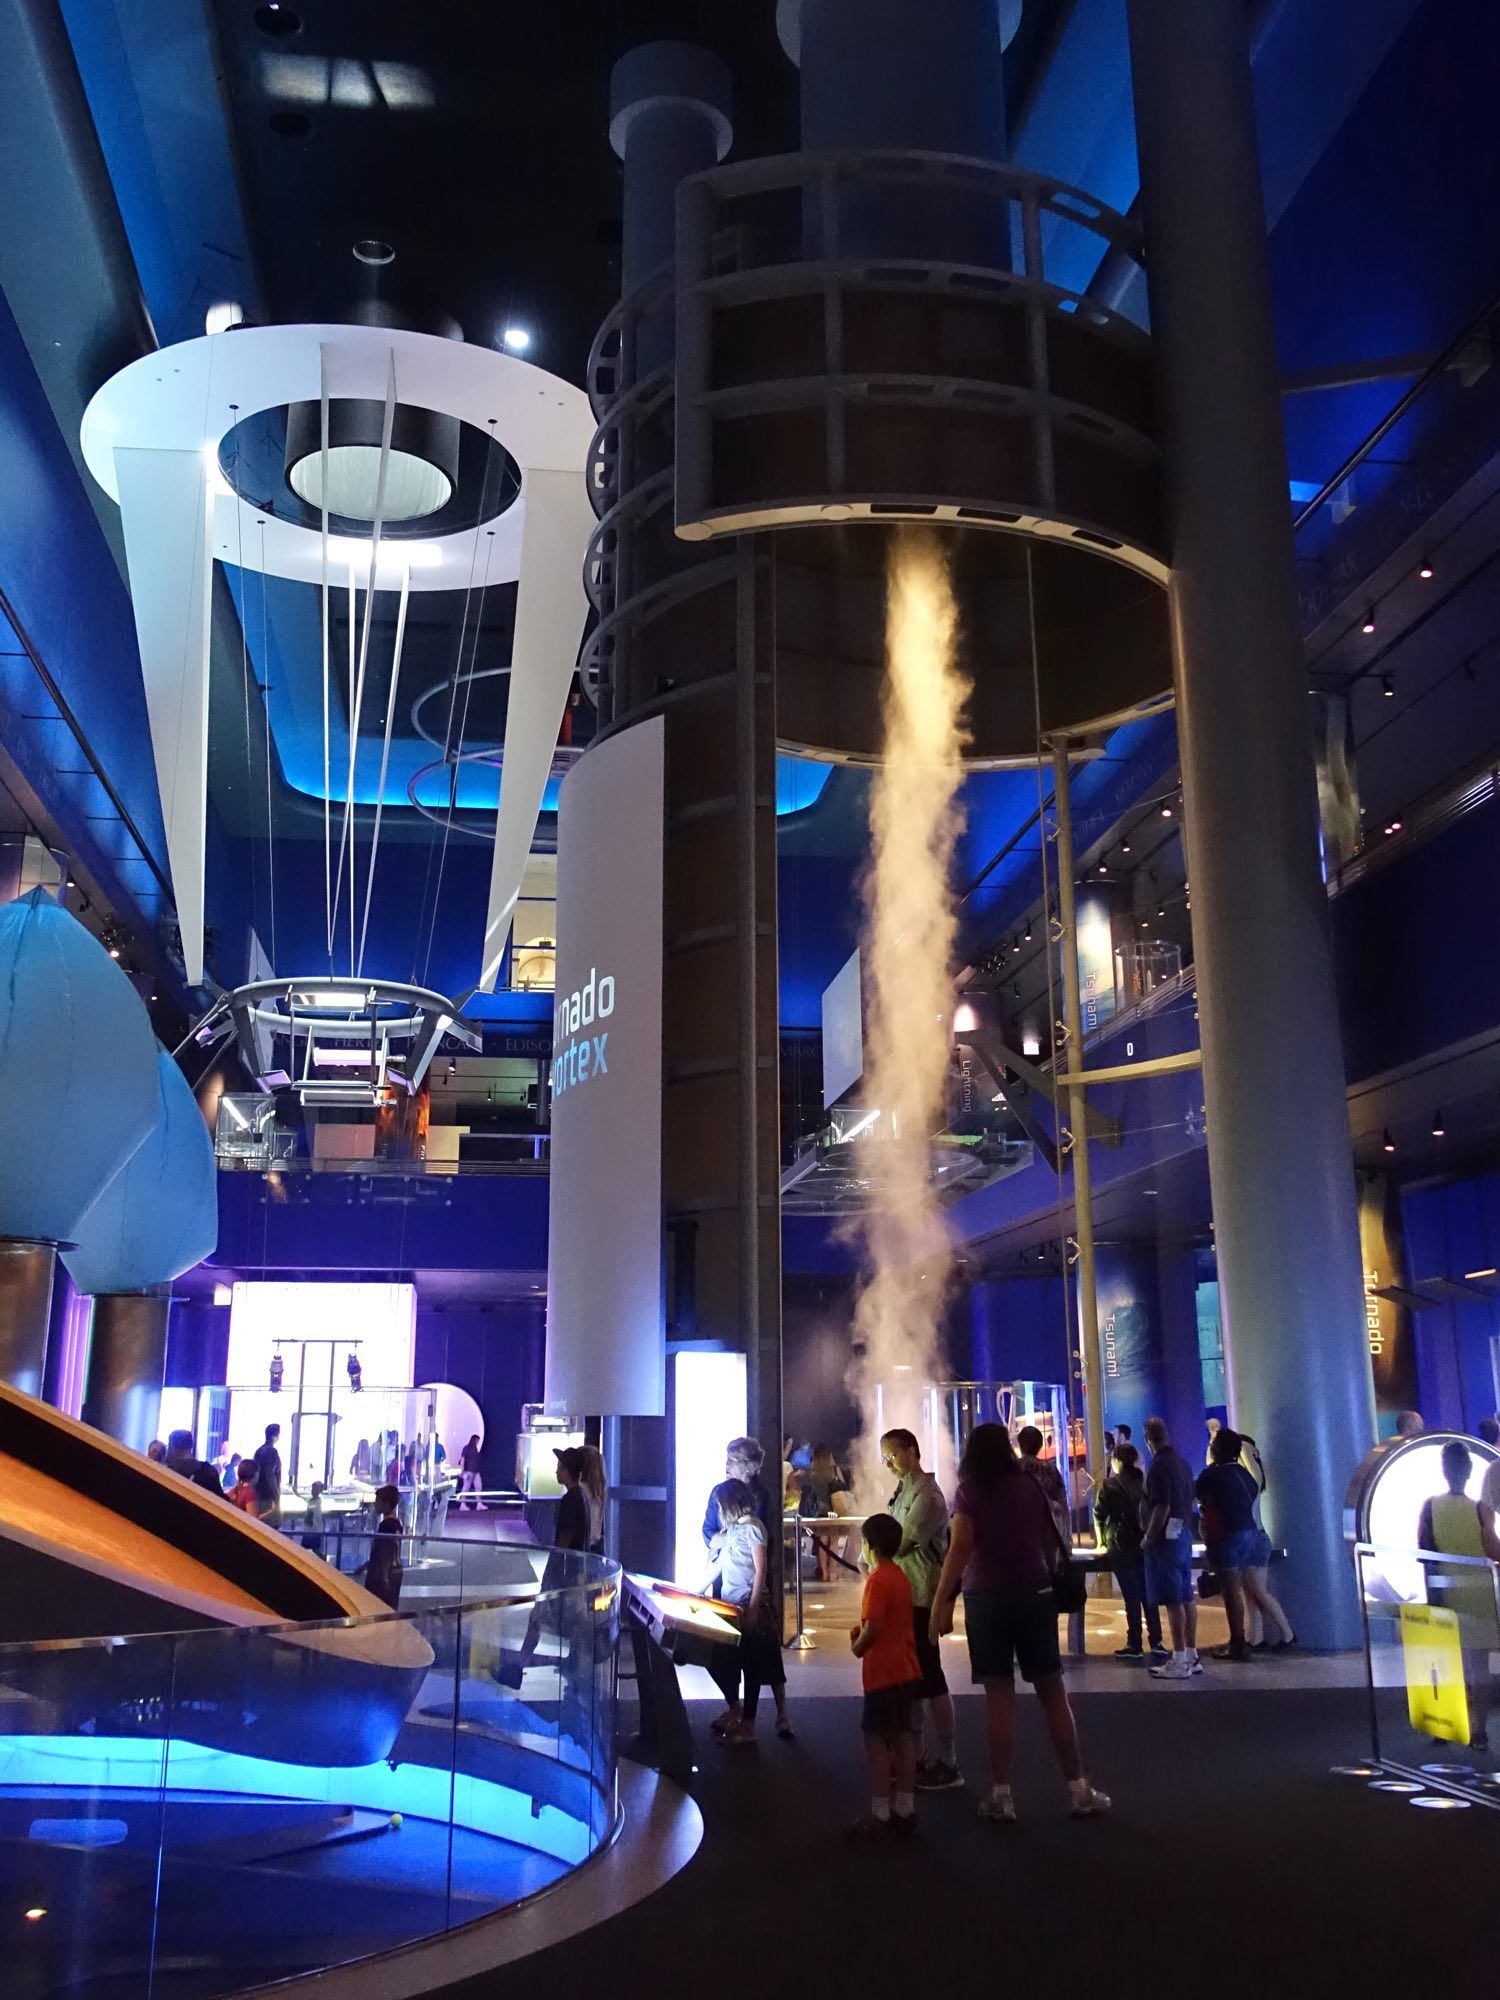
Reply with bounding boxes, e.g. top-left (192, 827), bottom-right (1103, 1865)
top-left (881, 1428), bottom-right (962, 1790)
